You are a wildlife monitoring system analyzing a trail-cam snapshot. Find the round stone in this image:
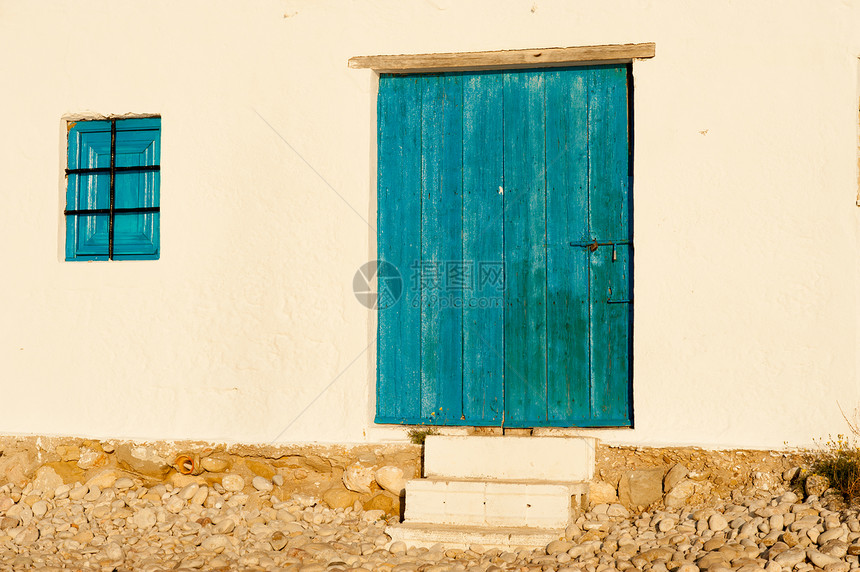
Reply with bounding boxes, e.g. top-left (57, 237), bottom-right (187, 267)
top-left (343, 463), bottom-right (374, 494)
top-left (770, 513), bottom-right (785, 531)
top-left (133, 507), bottom-right (157, 529)
top-left (547, 539), bottom-right (574, 555)
top-left (201, 534), bottom-right (231, 553)
top-left (389, 541), bottom-right (407, 555)
top-left (270, 531), bottom-right (288, 551)
top-left (709, 514), bottom-right (729, 532)
top-left (774, 547), bottom-right (806, 568)
top-left (214, 518), bottom-right (236, 534)
top-left (30, 500), bottom-right (48, 518)
top-left (221, 474), bottom-right (245, 492)
top-left (201, 456), bottom-right (230, 473)
top-left (178, 483), bottom-right (199, 500)
top-left (165, 495), bottom-right (185, 513)
top-left (114, 477), bottom-right (134, 490)
top-left (374, 466), bottom-right (406, 496)
top-left (252, 476), bottom-right (273, 492)
top-left (191, 485), bottom-right (209, 506)
top-left (104, 541), bottom-right (124, 561)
